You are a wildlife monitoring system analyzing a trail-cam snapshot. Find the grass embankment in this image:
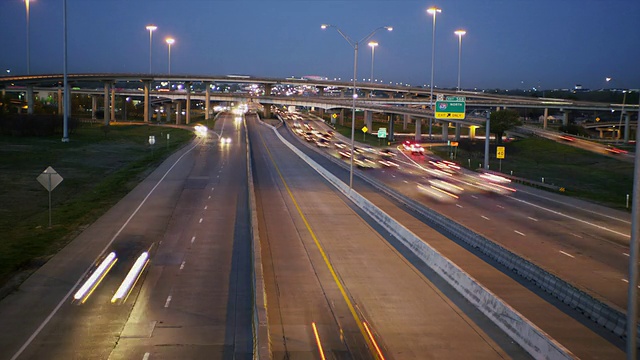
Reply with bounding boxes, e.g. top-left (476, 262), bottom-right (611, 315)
top-left (430, 137), bottom-right (634, 208)
top-left (0, 123), bottom-right (194, 288)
